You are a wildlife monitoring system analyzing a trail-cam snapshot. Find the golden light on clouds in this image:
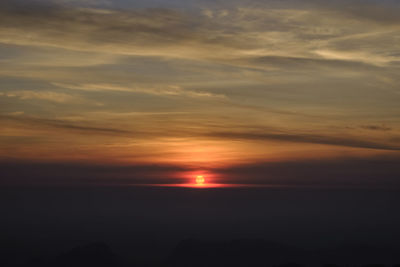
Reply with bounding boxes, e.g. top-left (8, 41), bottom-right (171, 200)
top-left (0, 0), bottom-right (399, 187)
